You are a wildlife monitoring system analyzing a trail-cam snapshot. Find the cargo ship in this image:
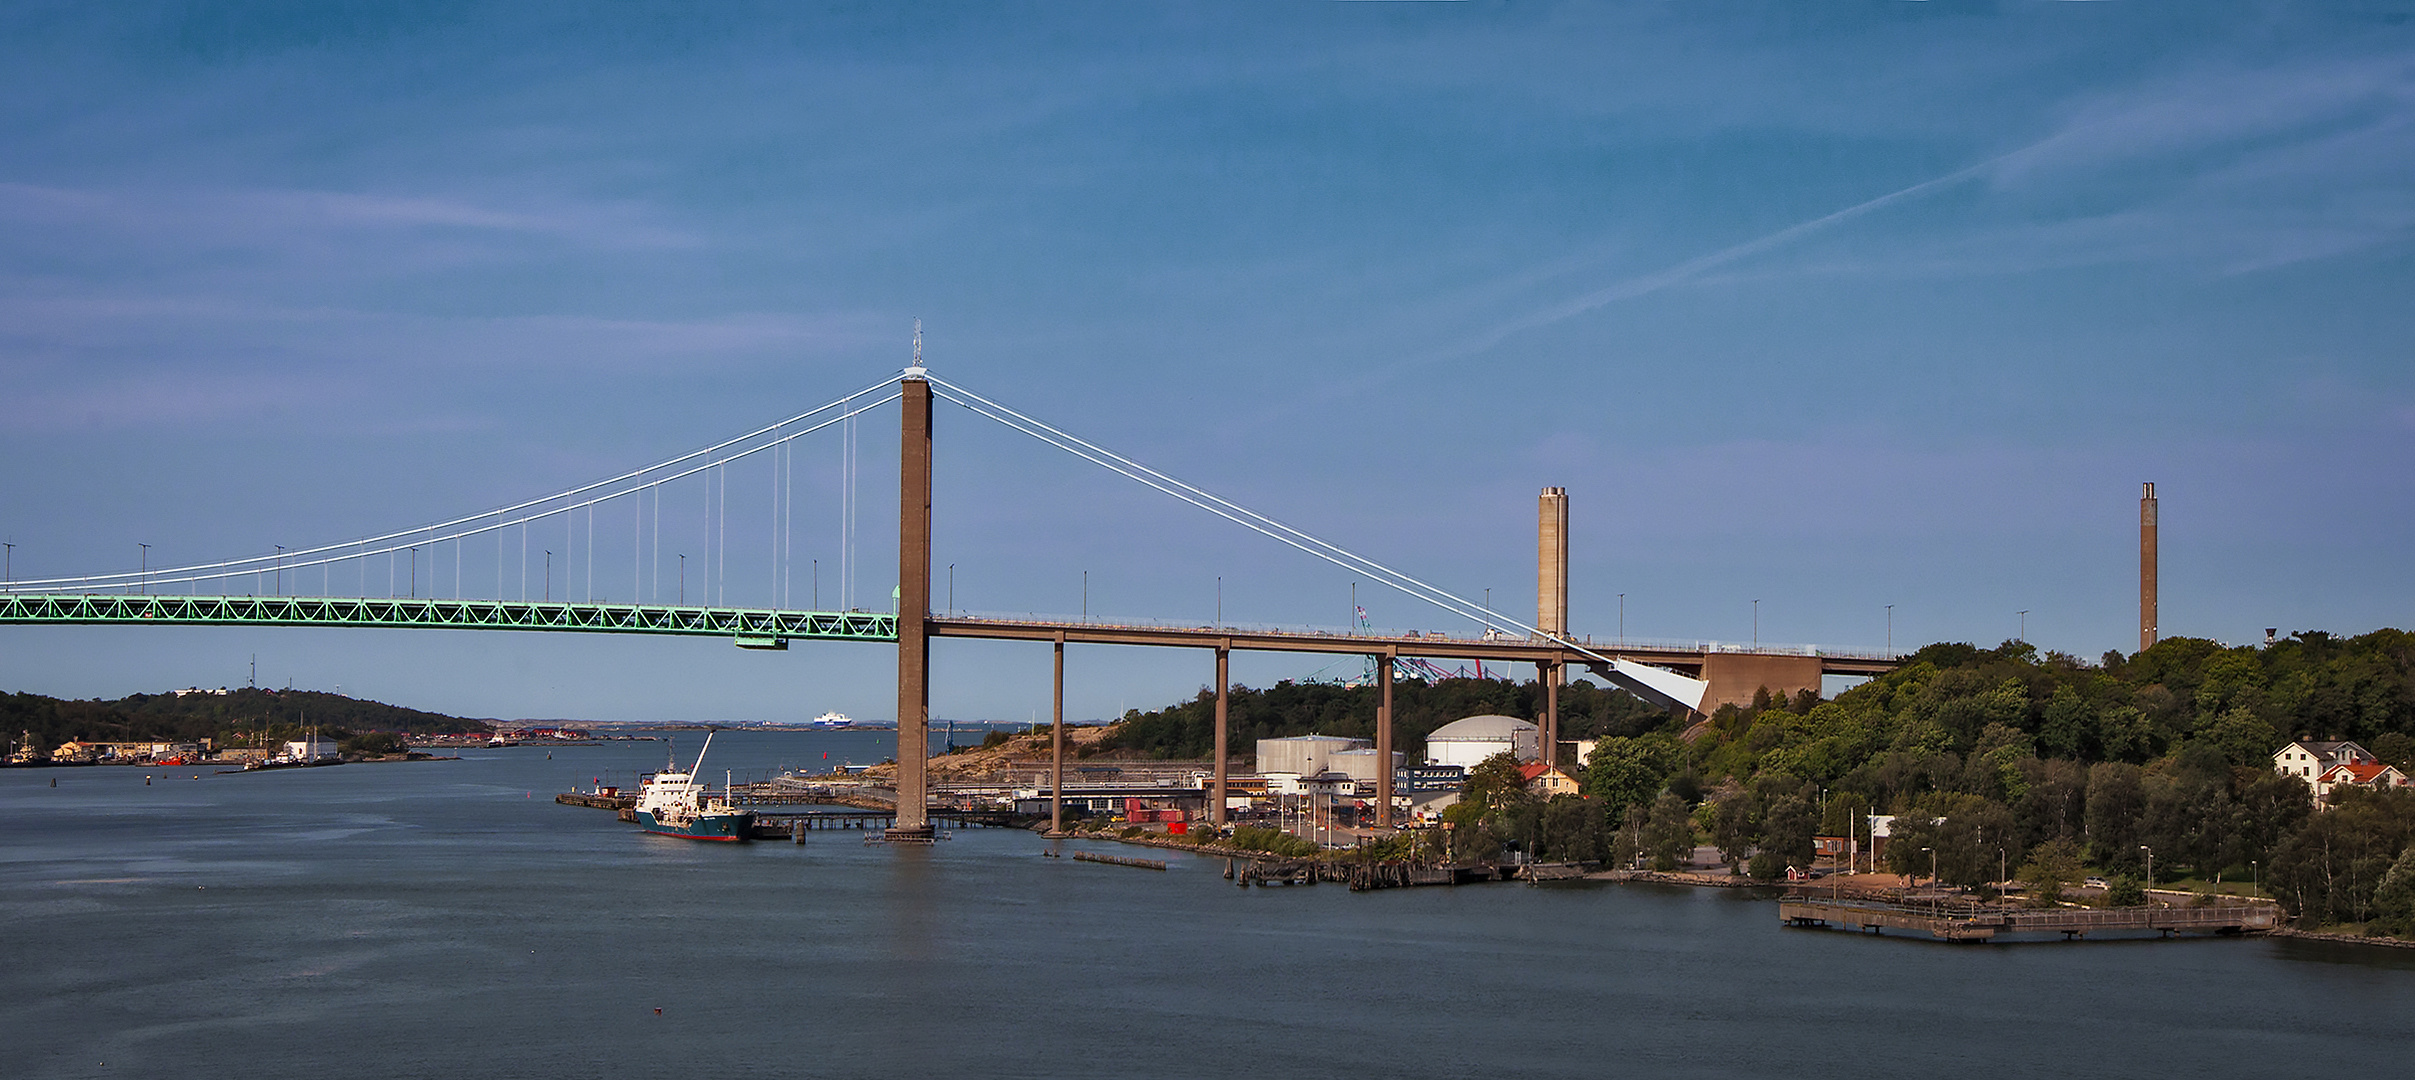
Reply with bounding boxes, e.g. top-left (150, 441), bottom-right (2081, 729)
top-left (632, 733), bottom-right (753, 842)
